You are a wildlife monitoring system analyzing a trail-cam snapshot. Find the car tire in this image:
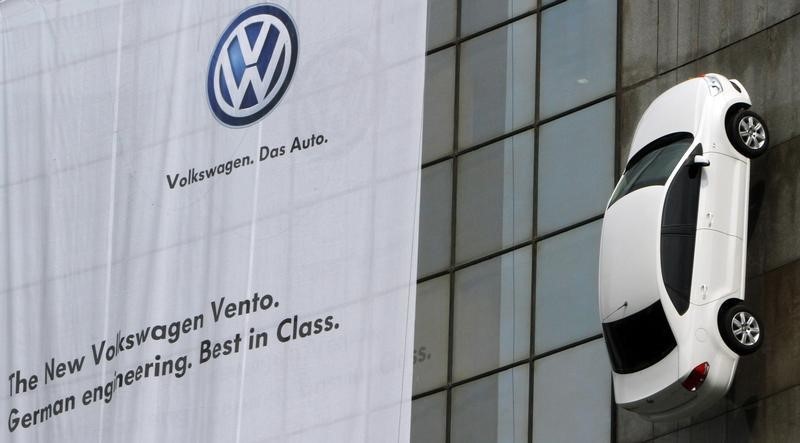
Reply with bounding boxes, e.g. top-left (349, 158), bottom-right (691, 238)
top-left (726, 109), bottom-right (769, 158)
top-left (718, 302), bottom-right (763, 355)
